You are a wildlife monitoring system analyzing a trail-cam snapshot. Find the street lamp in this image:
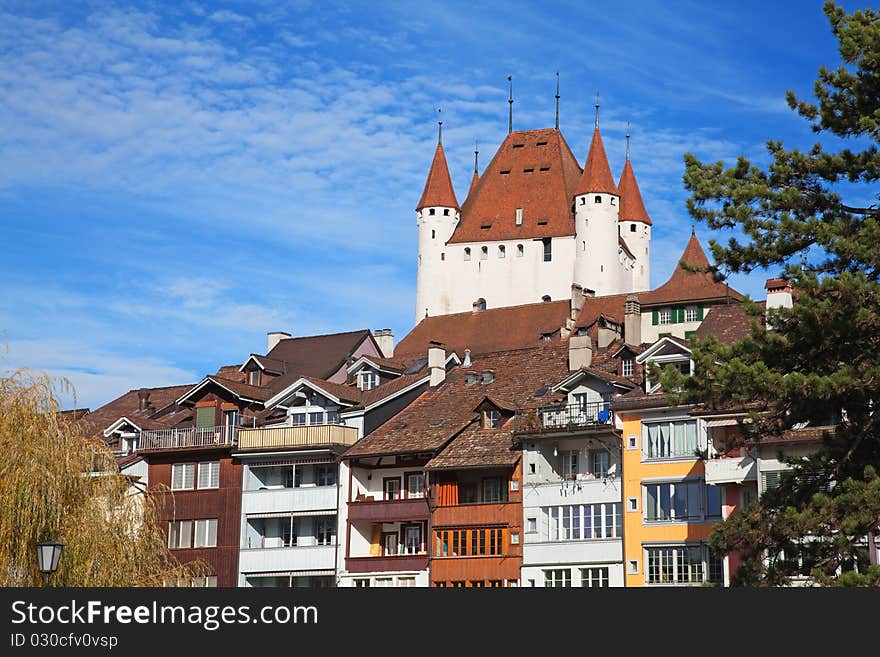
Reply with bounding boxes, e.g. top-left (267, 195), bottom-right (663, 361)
top-left (36, 541), bottom-right (63, 586)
